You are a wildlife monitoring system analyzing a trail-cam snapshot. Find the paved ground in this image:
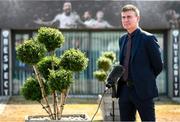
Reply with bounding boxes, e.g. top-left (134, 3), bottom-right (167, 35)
top-left (1, 96), bottom-right (180, 122)
top-left (0, 96), bottom-right (9, 114)
top-left (0, 96), bottom-right (102, 122)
